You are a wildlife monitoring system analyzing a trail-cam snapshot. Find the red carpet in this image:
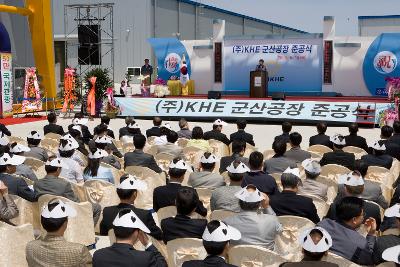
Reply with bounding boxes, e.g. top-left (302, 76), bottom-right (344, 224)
top-left (0, 116), bottom-right (47, 126)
